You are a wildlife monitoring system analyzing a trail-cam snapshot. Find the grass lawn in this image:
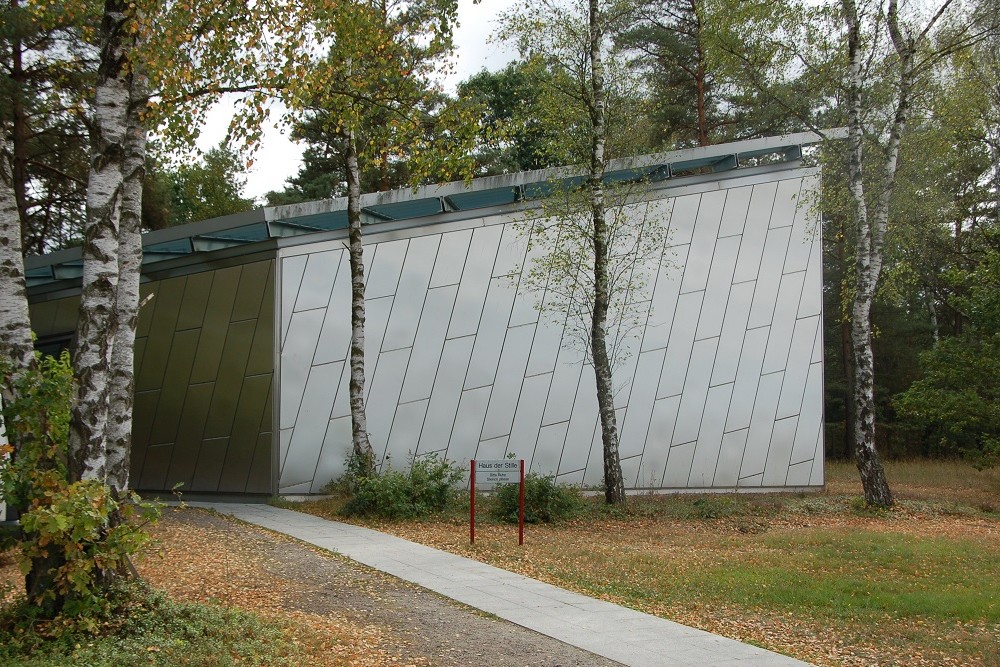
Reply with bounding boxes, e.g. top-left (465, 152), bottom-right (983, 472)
top-left (295, 460), bottom-right (1000, 667)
